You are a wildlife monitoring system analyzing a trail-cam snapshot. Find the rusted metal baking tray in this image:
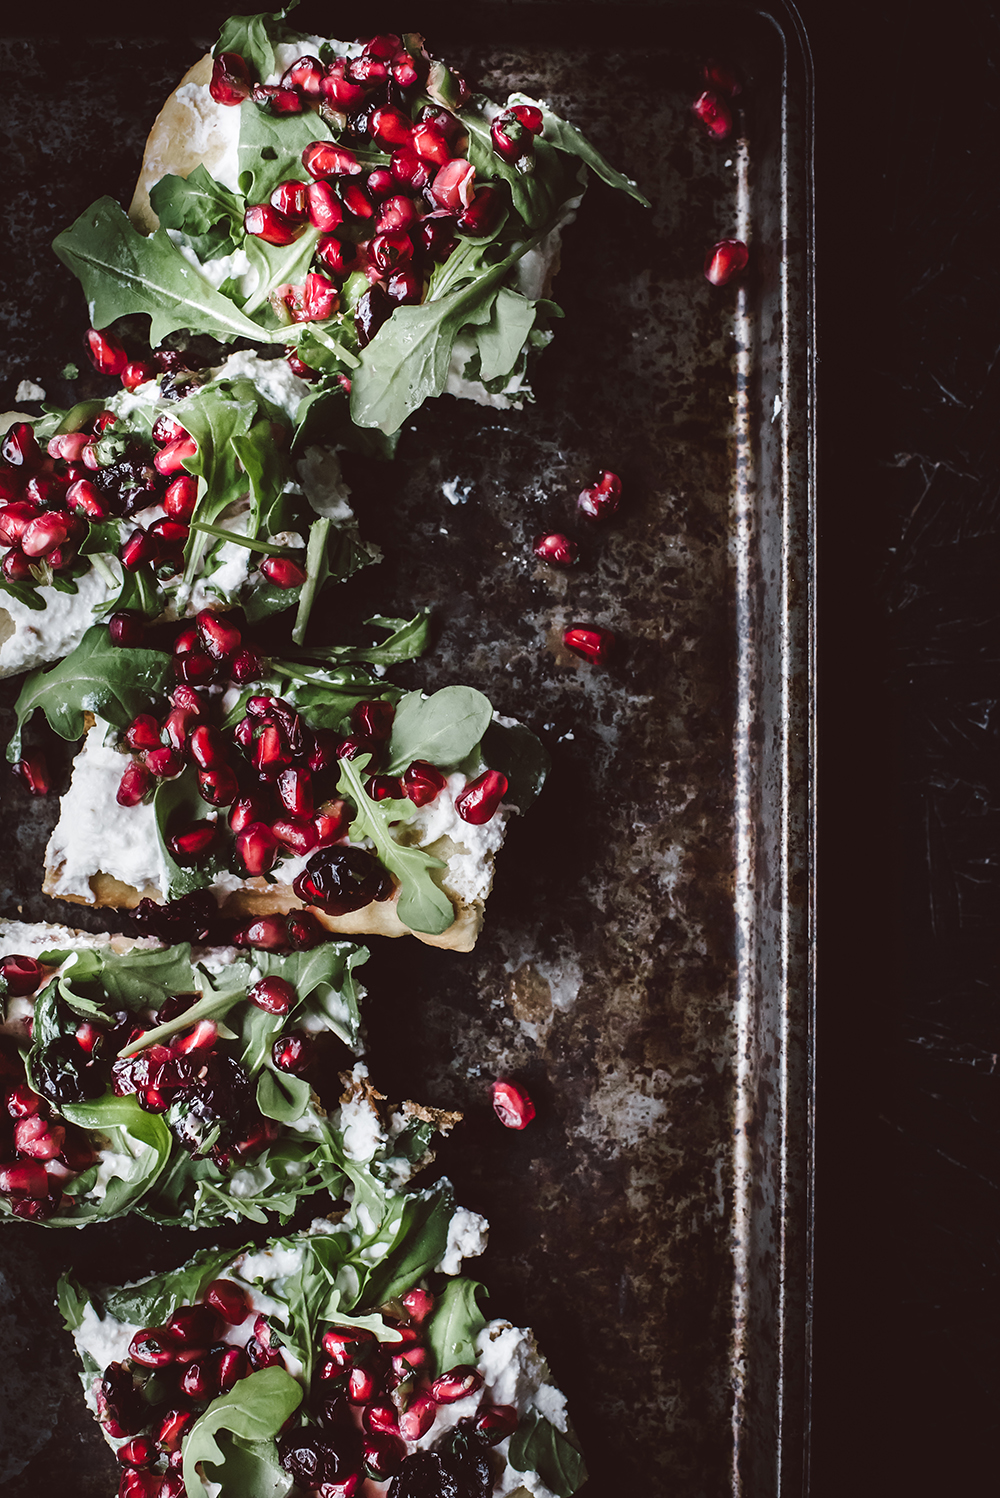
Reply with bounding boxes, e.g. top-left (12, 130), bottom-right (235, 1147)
top-left (0, 2), bottom-right (814, 1494)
